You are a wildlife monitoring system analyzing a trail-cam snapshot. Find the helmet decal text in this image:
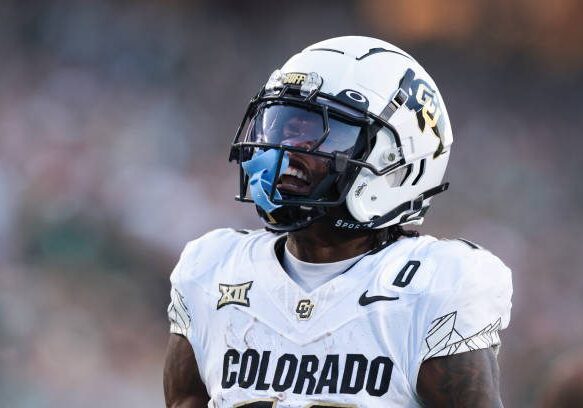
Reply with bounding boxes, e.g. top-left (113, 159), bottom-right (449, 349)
top-left (282, 72), bottom-right (307, 85)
